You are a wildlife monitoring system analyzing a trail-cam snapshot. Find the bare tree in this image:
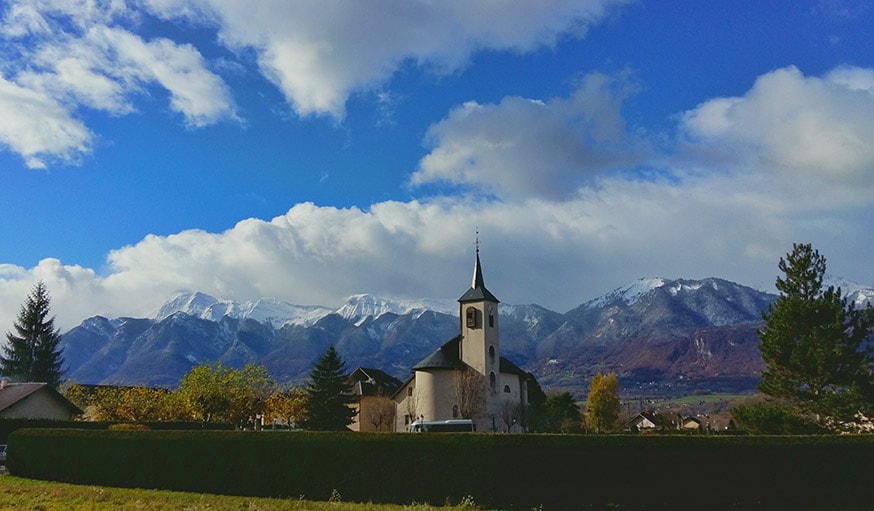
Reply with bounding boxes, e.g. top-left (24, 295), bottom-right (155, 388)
top-left (454, 369), bottom-right (486, 420)
top-left (366, 396), bottom-right (397, 432)
top-left (499, 398), bottom-right (521, 432)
